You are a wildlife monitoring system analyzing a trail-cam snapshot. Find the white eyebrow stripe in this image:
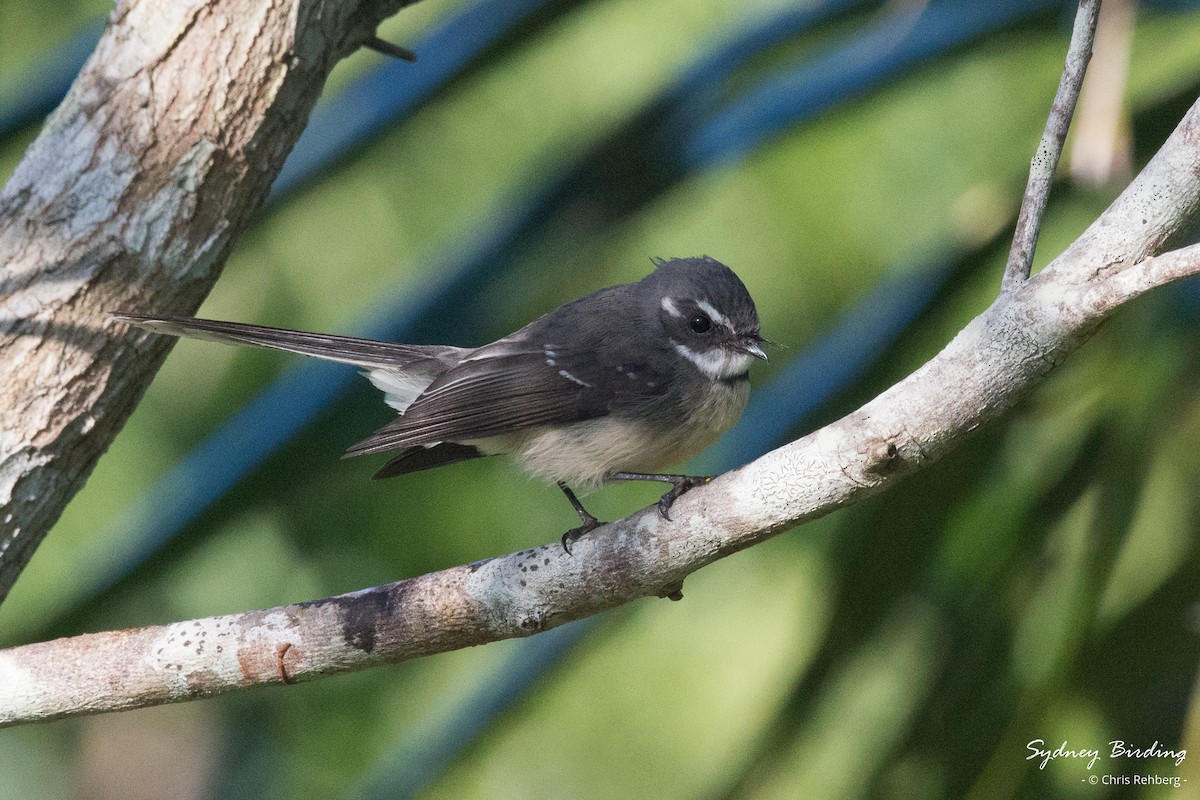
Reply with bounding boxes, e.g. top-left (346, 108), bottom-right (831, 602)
top-left (696, 299), bottom-right (732, 329)
top-left (661, 296), bottom-right (683, 318)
